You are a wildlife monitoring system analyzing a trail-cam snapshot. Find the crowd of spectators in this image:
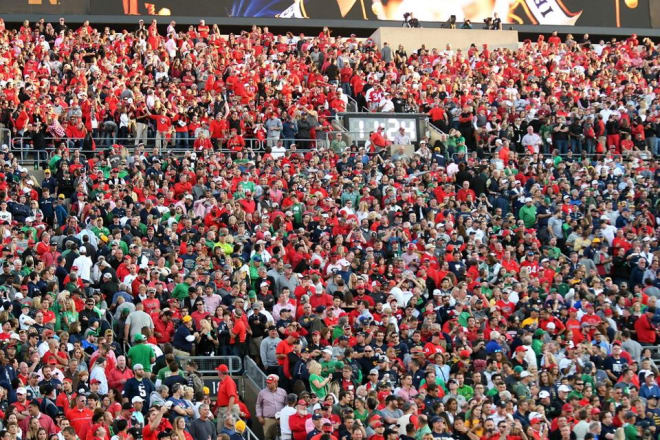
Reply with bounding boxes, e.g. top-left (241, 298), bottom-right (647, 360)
top-left (0, 14), bottom-right (658, 440)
